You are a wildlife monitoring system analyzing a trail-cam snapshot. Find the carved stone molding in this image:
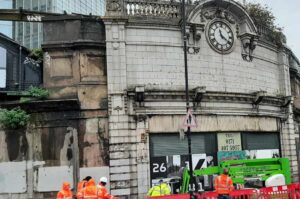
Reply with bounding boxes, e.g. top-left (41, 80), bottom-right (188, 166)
top-left (106, 0), bottom-right (124, 16)
top-left (186, 23), bottom-right (204, 54)
top-left (107, 0), bottom-right (122, 11)
top-left (200, 8), bottom-right (236, 25)
top-left (134, 114), bottom-right (148, 122)
top-left (127, 90), bottom-right (285, 107)
top-left (239, 32), bottom-right (259, 62)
